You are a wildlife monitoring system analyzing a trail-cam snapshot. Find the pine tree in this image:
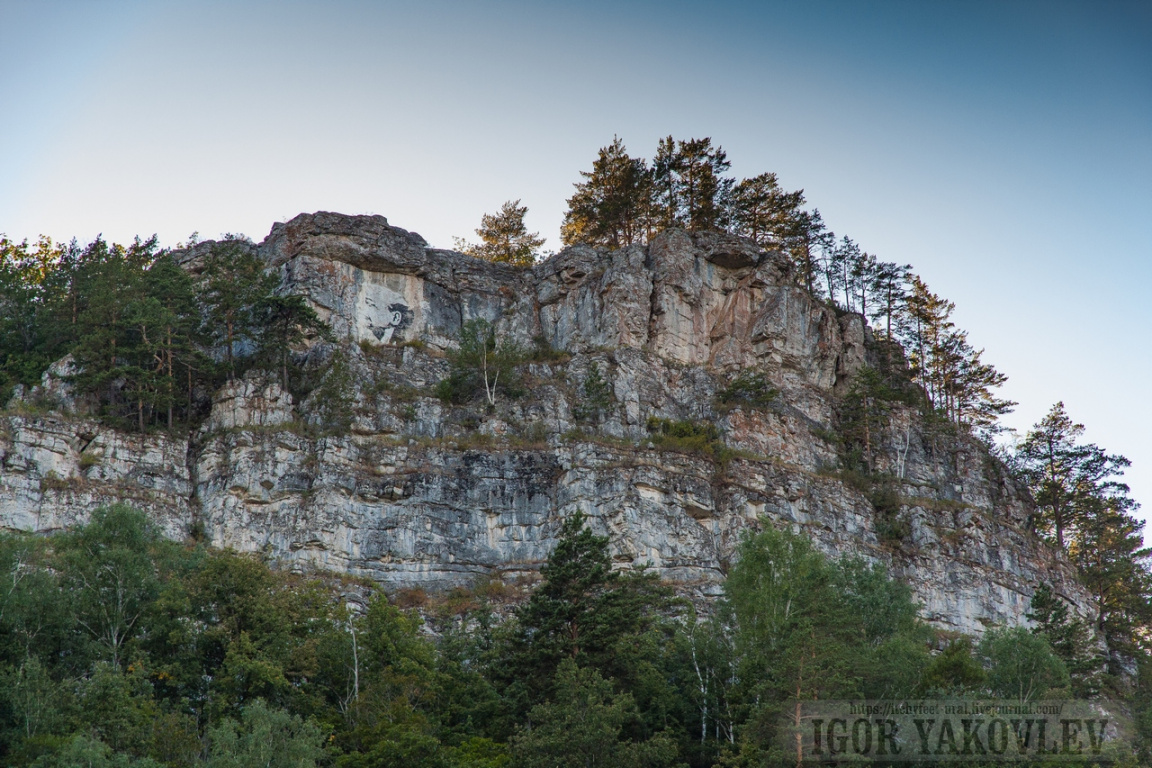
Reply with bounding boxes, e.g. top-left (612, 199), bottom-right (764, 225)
top-left (202, 237), bottom-right (279, 381)
top-left (573, 362), bottom-right (615, 426)
top-left (850, 250), bottom-right (879, 318)
top-left (510, 660), bottom-right (677, 768)
top-left (561, 138), bottom-right (651, 249)
top-left (1070, 497), bottom-right (1152, 665)
top-left (68, 237), bottom-right (157, 428)
top-left (829, 237), bottom-right (885, 316)
top-left (677, 137), bottom-right (732, 231)
top-left (781, 208), bottom-right (832, 298)
top-left (142, 253), bottom-right (206, 428)
top-left (1017, 404), bottom-right (1152, 669)
top-left (728, 173), bottom-right (806, 248)
top-left (258, 294), bottom-right (329, 390)
top-left (948, 336), bottom-right (1015, 430)
top-left (650, 135), bottom-right (682, 232)
top-left (1017, 402), bottom-right (1130, 549)
top-left (867, 261), bottom-right (911, 339)
top-left (456, 200), bottom-right (544, 267)
top-left (496, 512), bottom-right (669, 716)
top-left (1026, 584), bottom-right (1103, 697)
top-left (837, 366), bottom-right (894, 472)
top-left (896, 275), bottom-right (1013, 430)
top-left (0, 235), bottom-right (64, 394)
top-left (649, 136), bottom-right (733, 233)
